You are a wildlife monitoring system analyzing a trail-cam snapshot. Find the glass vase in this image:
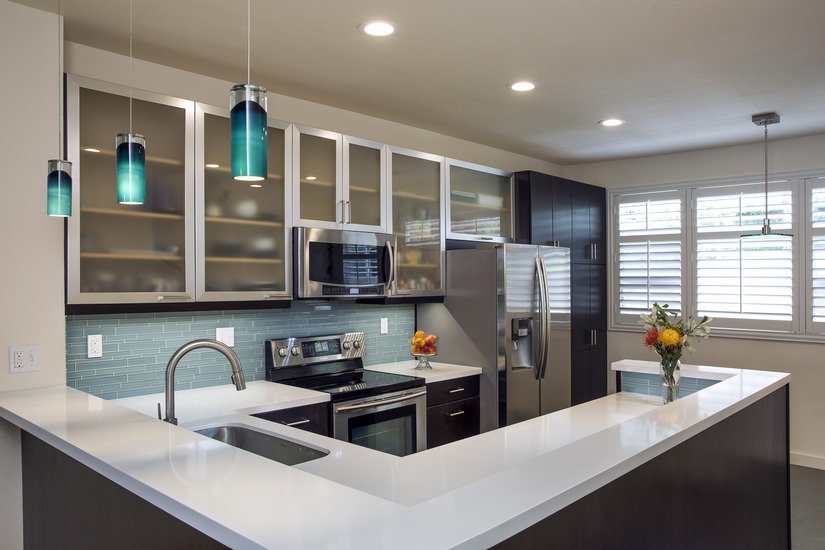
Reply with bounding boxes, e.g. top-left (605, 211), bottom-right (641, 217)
top-left (660, 358), bottom-right (681, 404)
